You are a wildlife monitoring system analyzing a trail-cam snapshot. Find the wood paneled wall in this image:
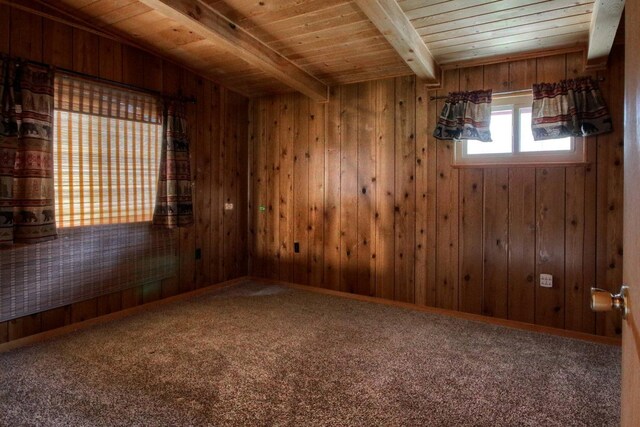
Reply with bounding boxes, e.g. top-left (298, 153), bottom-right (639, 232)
top-left (0, 4), bottom-right (248, 343)
top-left (248, 48), bottom-right (624, 337)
